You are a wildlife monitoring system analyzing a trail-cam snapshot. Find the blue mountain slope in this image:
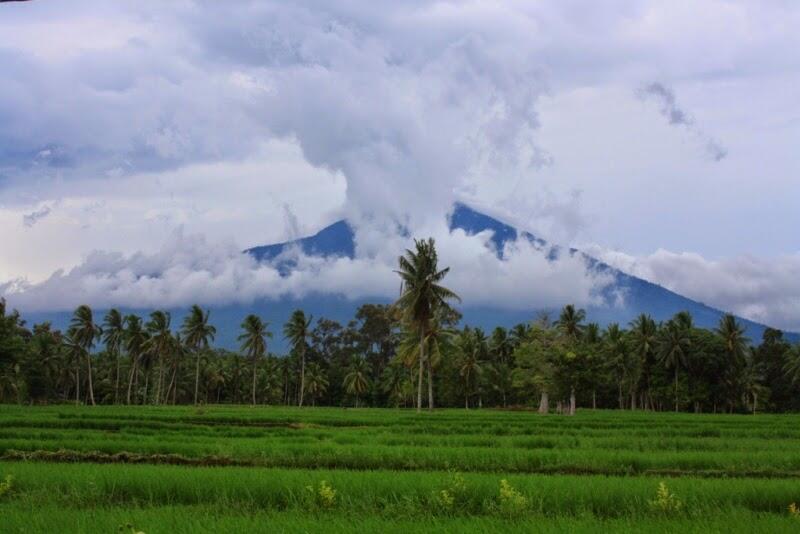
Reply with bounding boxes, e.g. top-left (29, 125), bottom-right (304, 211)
top-left (240, 203), bottom-right (797, 346)
top-left (21, 204), bottom-right (797, 349)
